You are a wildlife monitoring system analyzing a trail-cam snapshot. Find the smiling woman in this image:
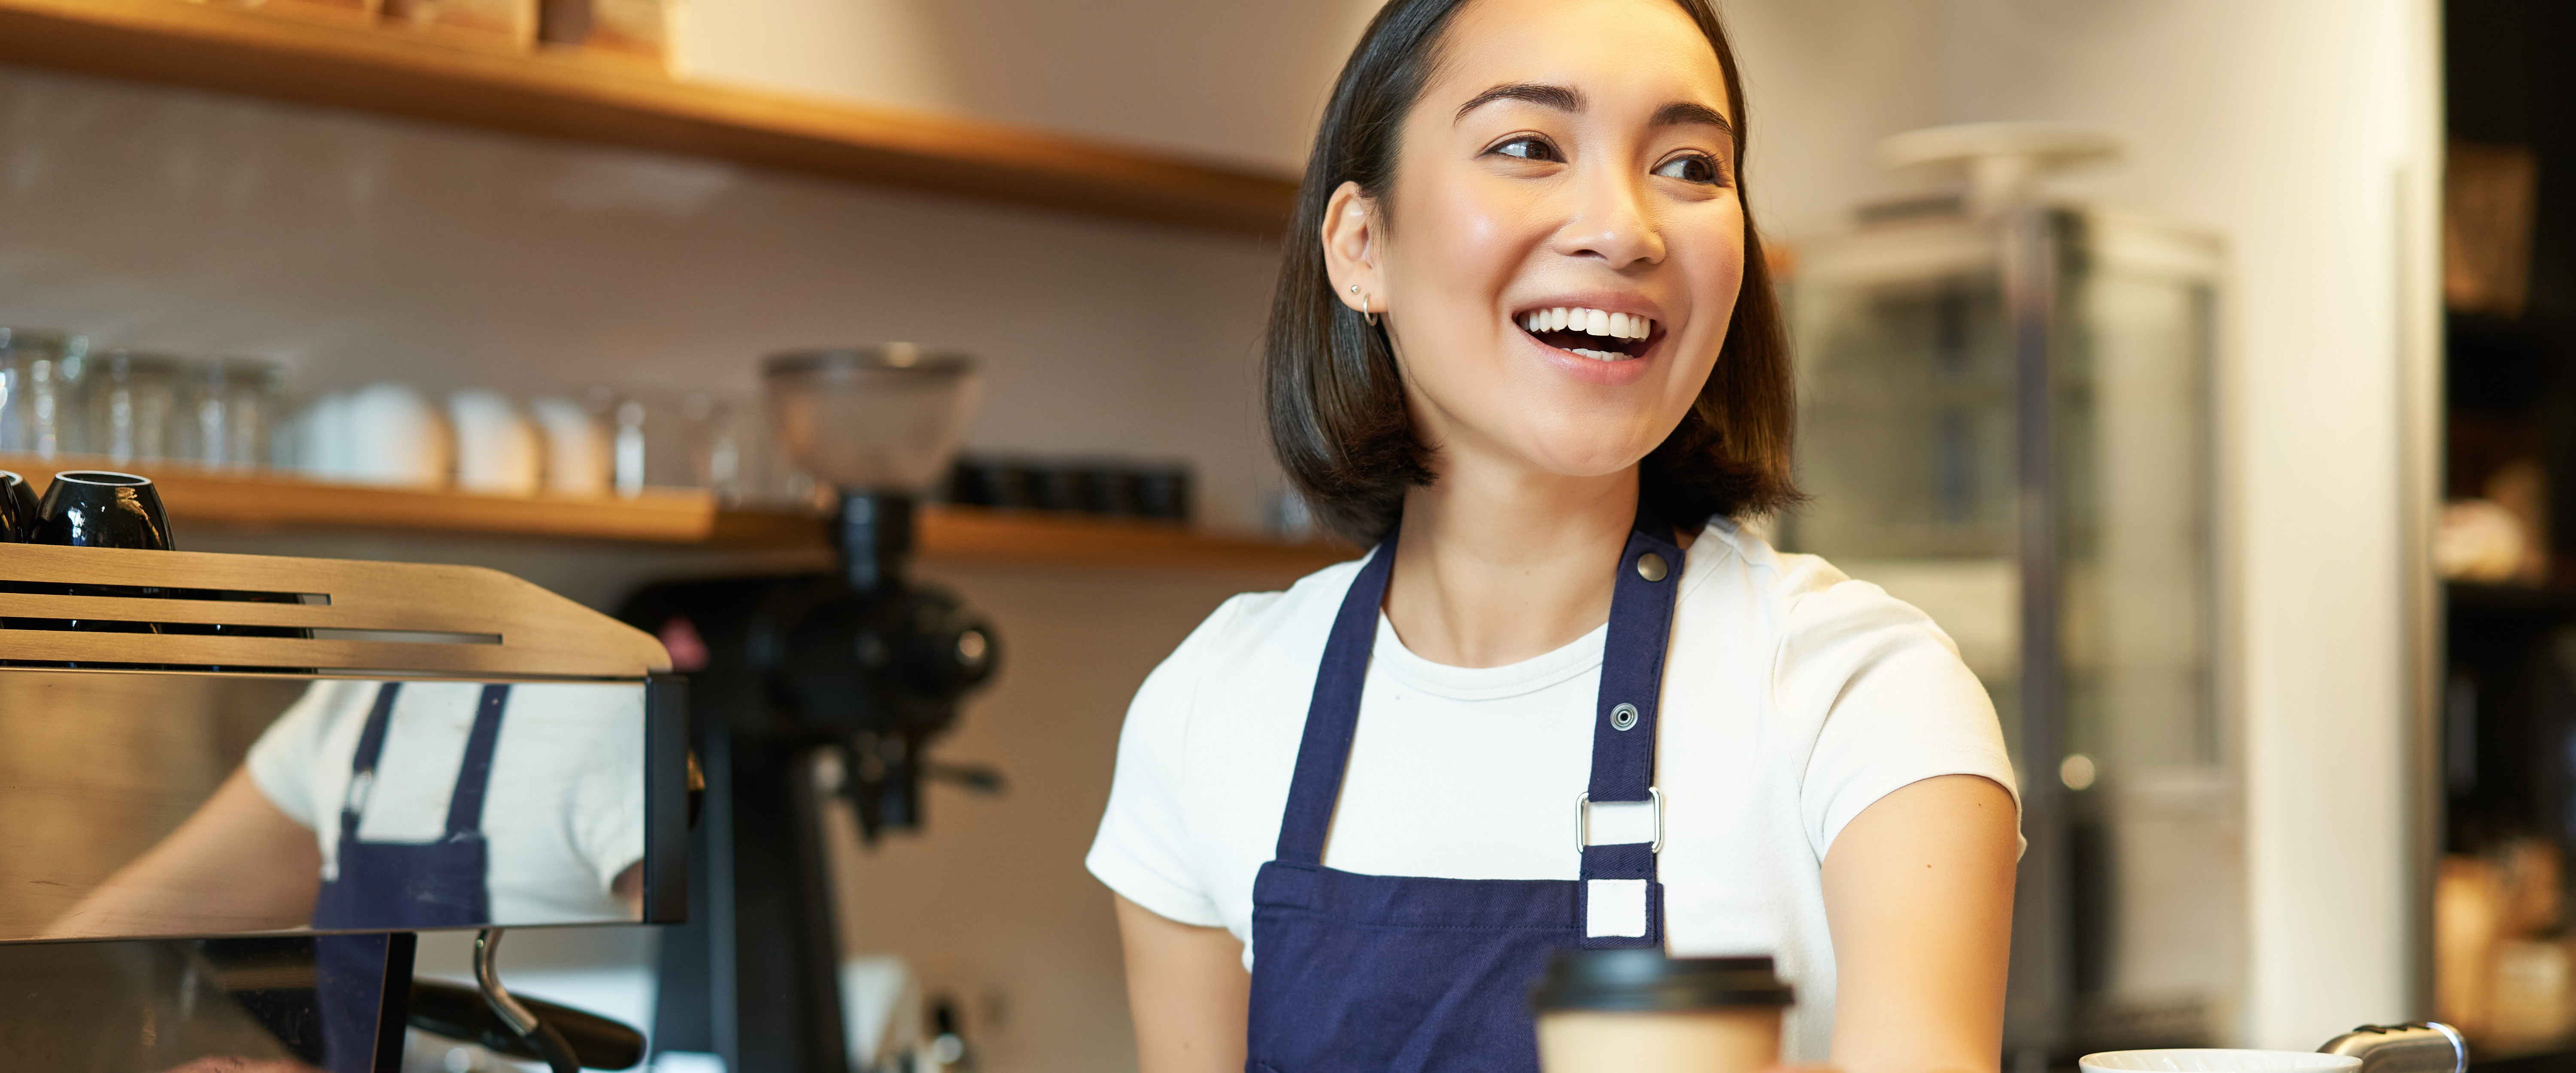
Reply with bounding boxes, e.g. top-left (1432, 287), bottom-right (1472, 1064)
top-left (1265, 0), bottom-right (1794, 545)
top-left (1088, 2), bottom-right (2020, 1072)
